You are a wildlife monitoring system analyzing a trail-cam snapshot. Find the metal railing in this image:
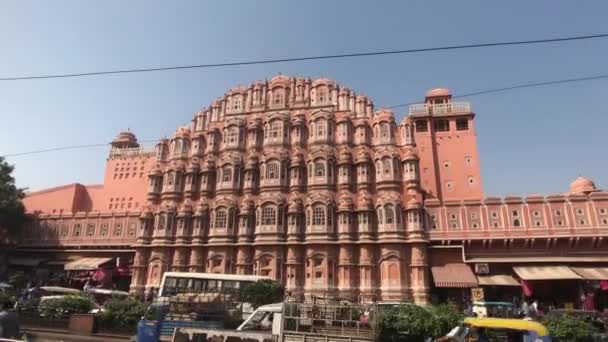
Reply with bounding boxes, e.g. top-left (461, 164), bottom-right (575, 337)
top-left (408, 102), bottom-right (472, 116)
